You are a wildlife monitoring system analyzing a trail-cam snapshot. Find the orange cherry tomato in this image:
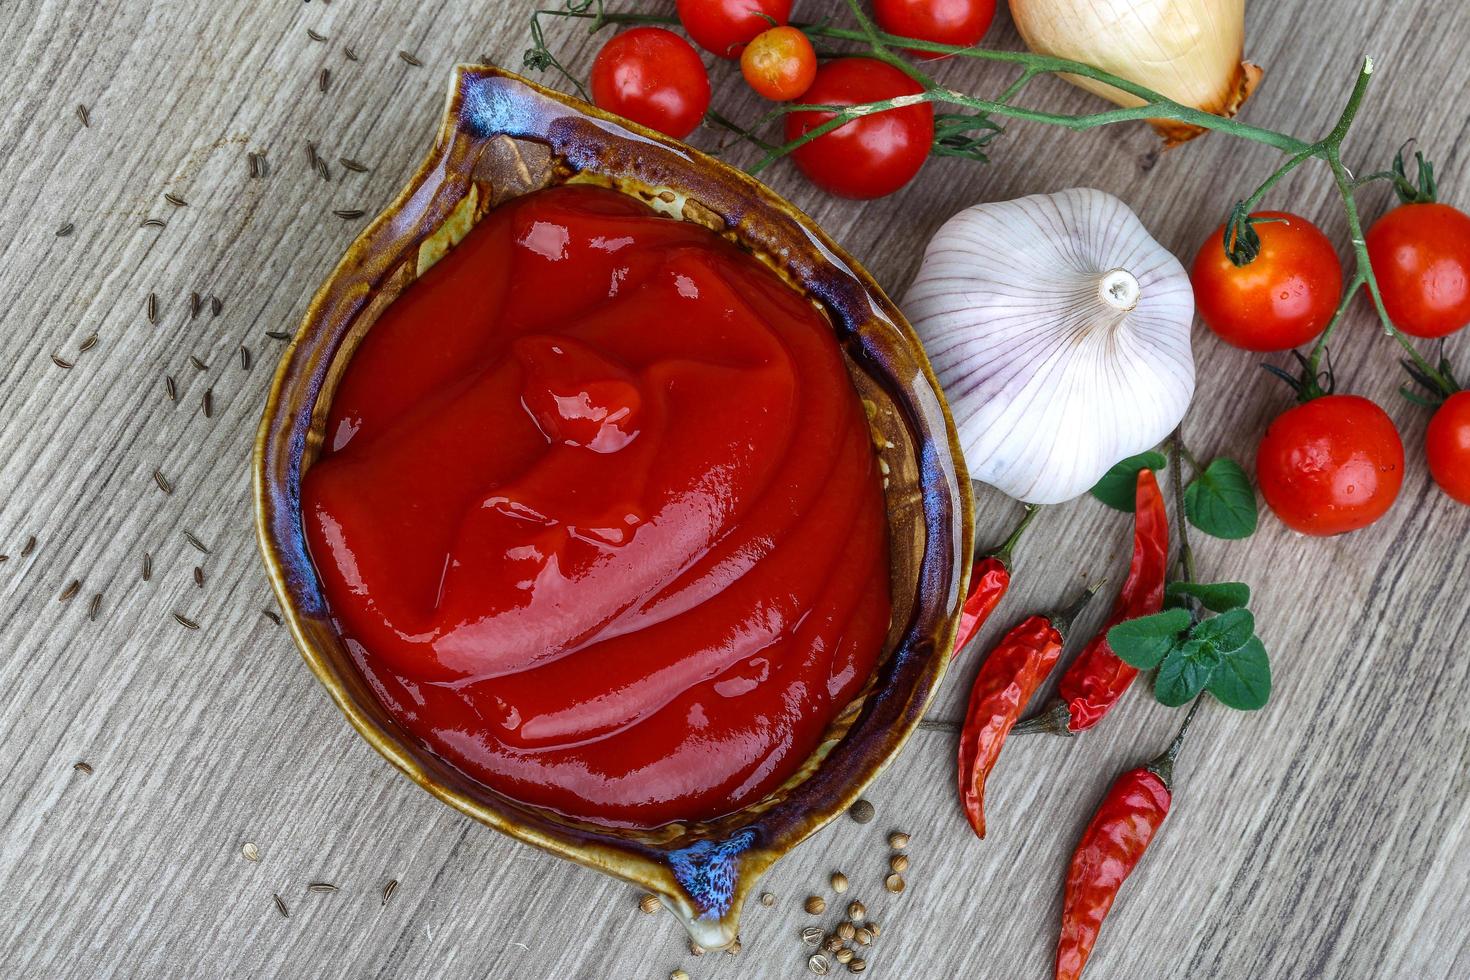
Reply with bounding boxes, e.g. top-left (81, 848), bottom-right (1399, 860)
top-left (740, 26), bottom-right (817, 101)
top-left (1426, 390), bottom-right (1470, 504)
top-left (1256, 394), bottom-right (1404, 536)
top-left (1190, 211), bottom-right (1344, 352)
top-left (1366, 202), bottom-right (1470, 338)
top-left (589, 28), bottom-right (711, 140)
